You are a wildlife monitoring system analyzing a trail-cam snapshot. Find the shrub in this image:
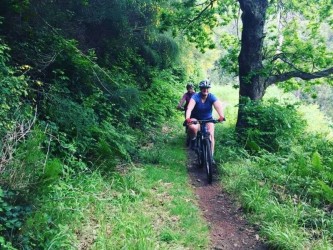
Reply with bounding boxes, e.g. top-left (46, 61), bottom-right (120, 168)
top-left (0, 187), bottom-right (32, 249)
top-left (1, 128), bottom-right (46, 191)
top-left (0, 41), bottom-right (30, 138)
top-left (43, 94), bottom-right (97, 139)
top-left (243, 99), bottom-right (306, 152)
top-left (87, 121), bottom-right (135, 172)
